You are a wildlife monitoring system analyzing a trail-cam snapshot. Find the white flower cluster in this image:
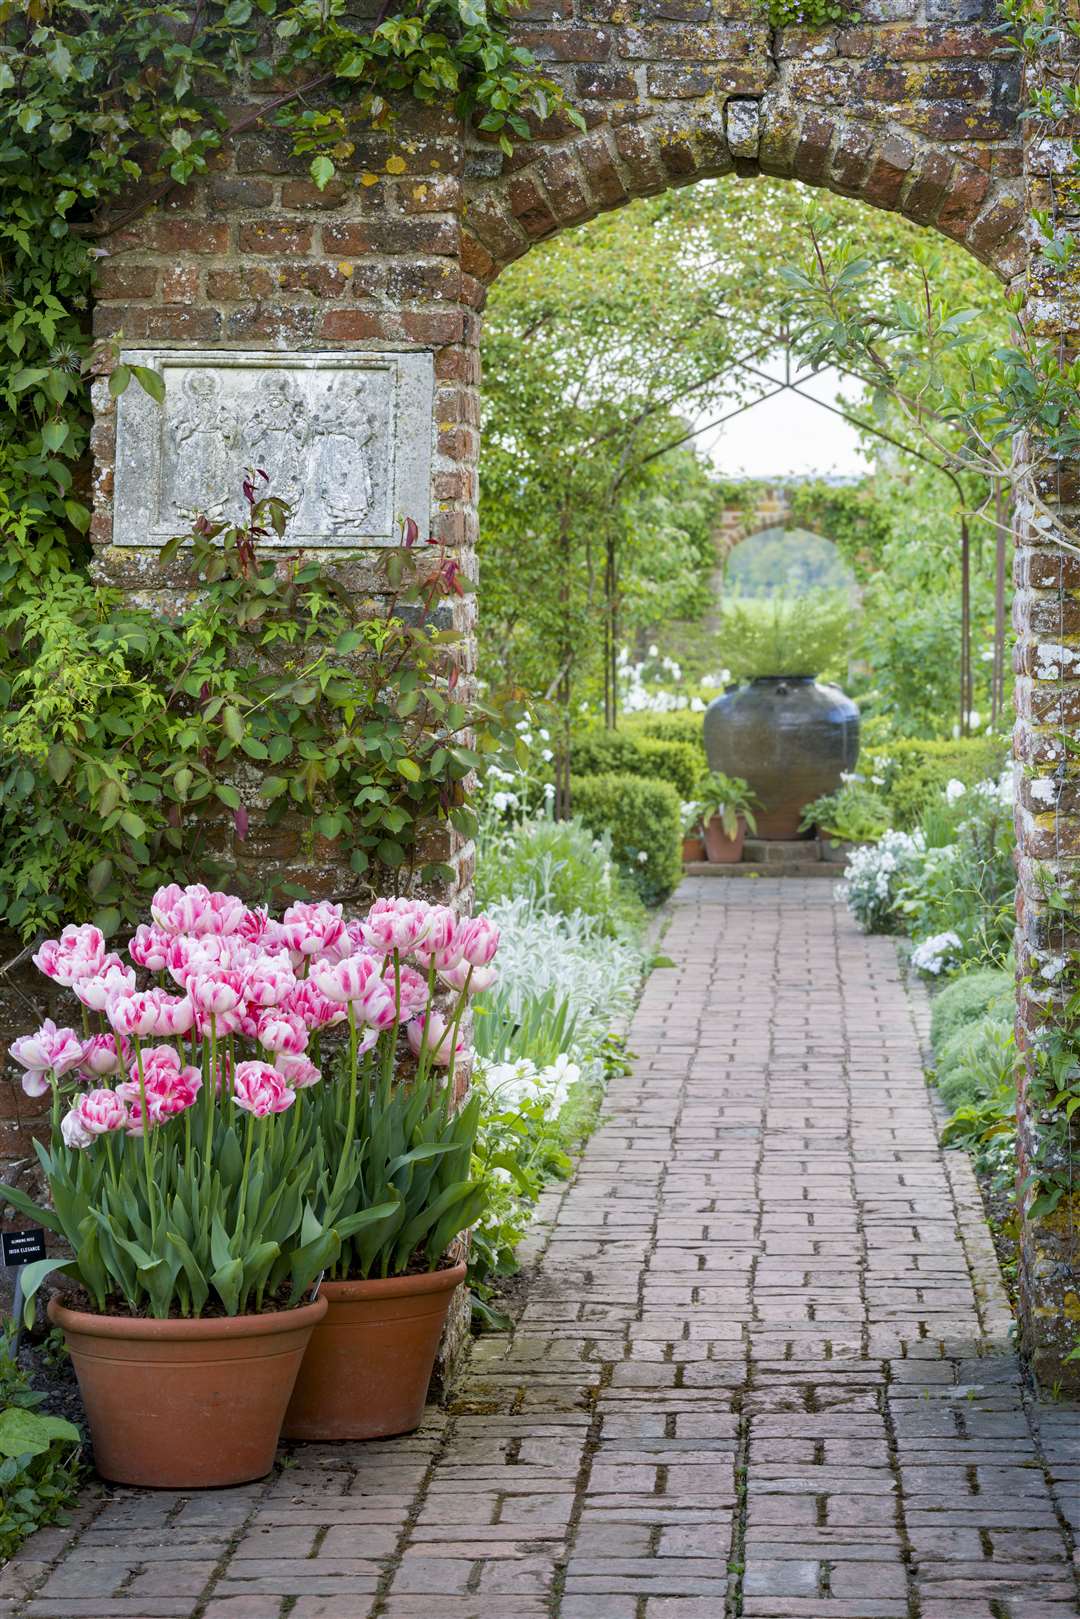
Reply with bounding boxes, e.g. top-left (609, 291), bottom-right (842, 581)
top-left (476, 1051), bottom-right (582, 1116)
top-left (838, 830), bottom-right (922, 933)
top-left (971, 768), bottom-right (1014, 808)
top-left (910, 930), bottom-right (963, 976)
top-left (615, 645), bottom-right (705, 713)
